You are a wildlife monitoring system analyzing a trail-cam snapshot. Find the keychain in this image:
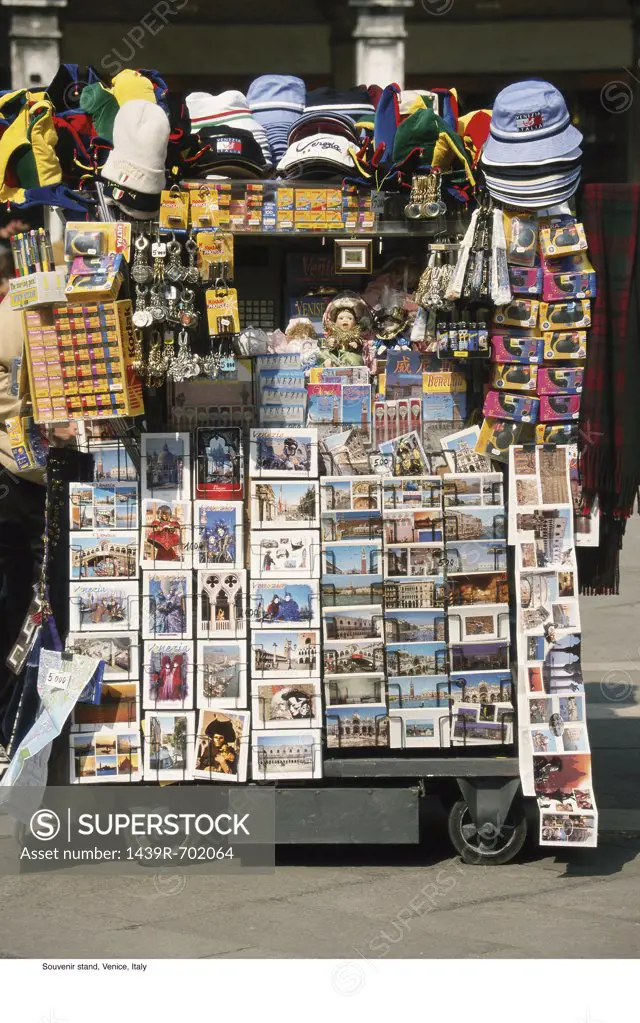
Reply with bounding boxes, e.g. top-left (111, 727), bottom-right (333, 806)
top-left (179, 287), bottom-right (199, 329)
top-left (202, 335), bottom-right (221, 379)
top-left (184, 235), bottom-right (200, 285)
top-left (166, 329), bottom-right (202, 381)
top-left (146, 330), bottom-right (167, 386)
top-left (132, 285), bottom-right (153, 328)
top-left (132, 233), bottom-right (153, 284)
top-left (165, 234), bottom-right (185, 283)
top-left (131, 329), bottom-right (146, 376)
